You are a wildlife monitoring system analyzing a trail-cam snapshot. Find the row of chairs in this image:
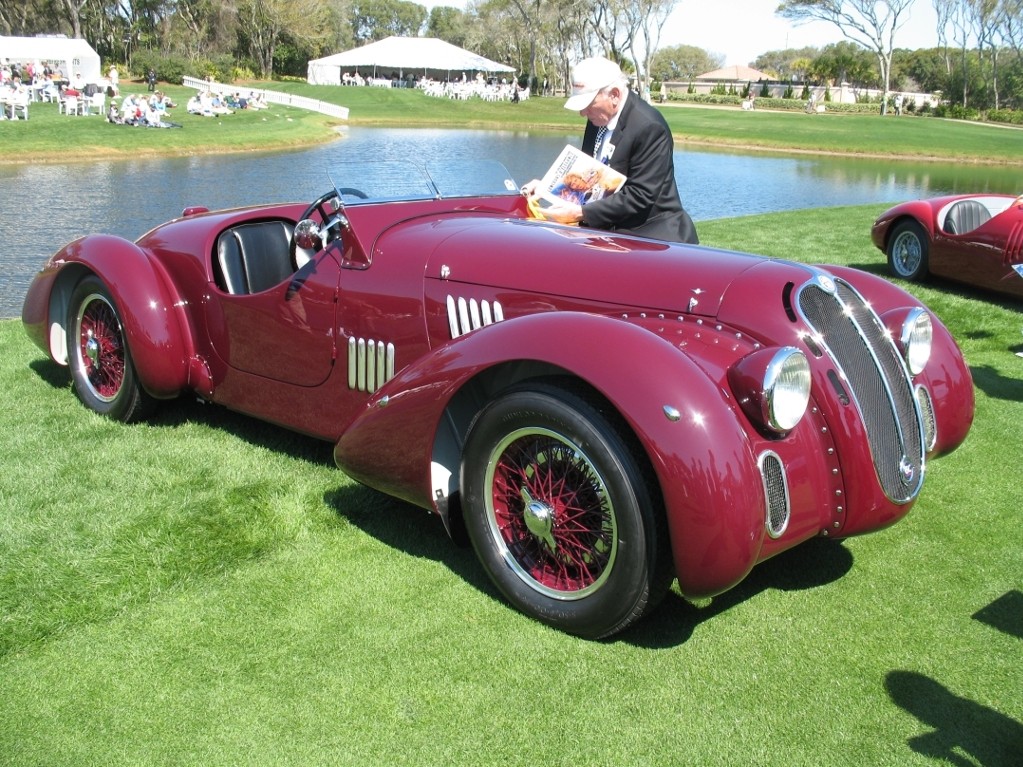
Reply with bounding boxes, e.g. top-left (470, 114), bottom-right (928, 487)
top-left (58, 92), bottom-right (105, 116)
top-left (1, 90), bottom-right (30, 120)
